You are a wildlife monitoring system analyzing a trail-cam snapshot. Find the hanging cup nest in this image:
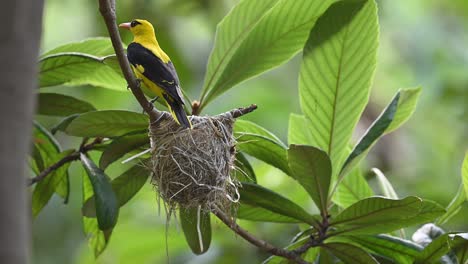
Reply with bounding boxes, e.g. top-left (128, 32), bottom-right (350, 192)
top-left (149, 105), bottom-right (257, 213)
